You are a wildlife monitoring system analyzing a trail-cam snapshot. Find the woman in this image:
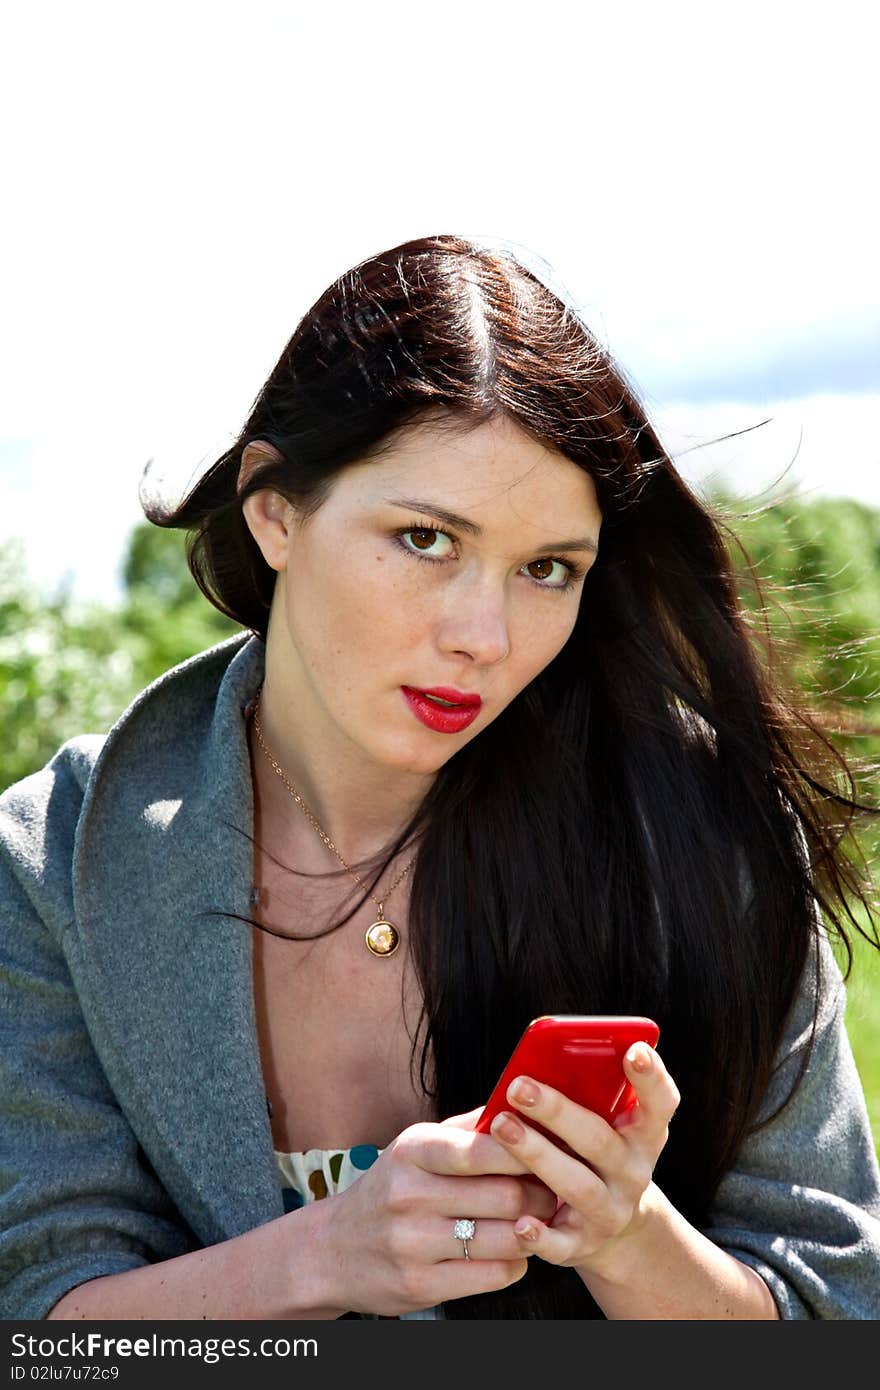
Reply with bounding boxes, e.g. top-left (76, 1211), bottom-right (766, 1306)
top-left (2, 234), bottom-right (879, 1320)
